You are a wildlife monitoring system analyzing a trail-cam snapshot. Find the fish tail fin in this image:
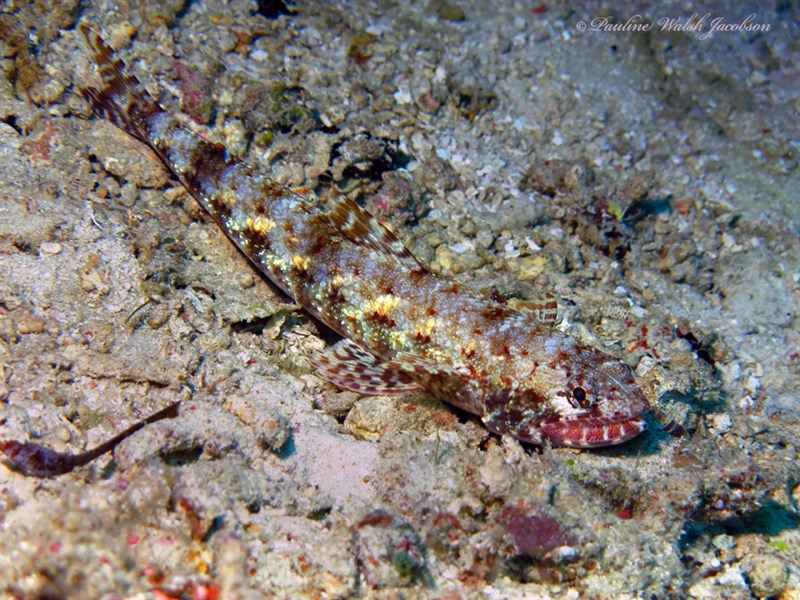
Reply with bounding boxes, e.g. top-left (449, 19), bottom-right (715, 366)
top-left (79, 24), bottom-right (162, 143)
